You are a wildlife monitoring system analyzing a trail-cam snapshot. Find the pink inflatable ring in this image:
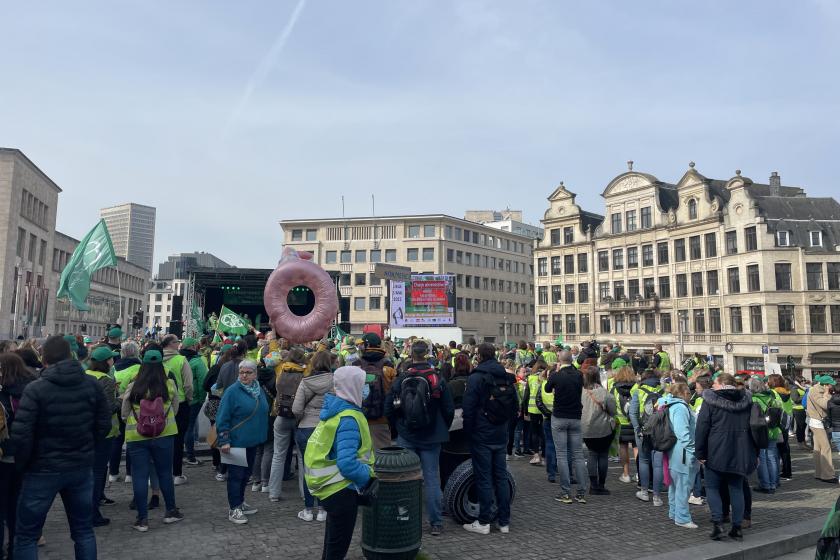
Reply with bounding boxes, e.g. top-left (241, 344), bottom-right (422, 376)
top-left (264, 248), bottom-right (339, 343)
